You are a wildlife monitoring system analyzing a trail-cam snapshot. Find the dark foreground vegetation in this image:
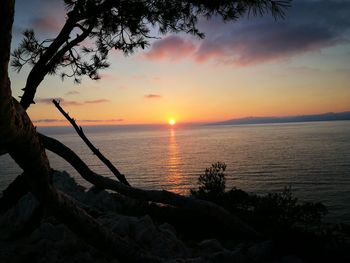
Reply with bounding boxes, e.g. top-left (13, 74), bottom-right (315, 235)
top-left (1, 163), bottom-right (349, 262)
top-left (190, 162), bottom-right (350, 262)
